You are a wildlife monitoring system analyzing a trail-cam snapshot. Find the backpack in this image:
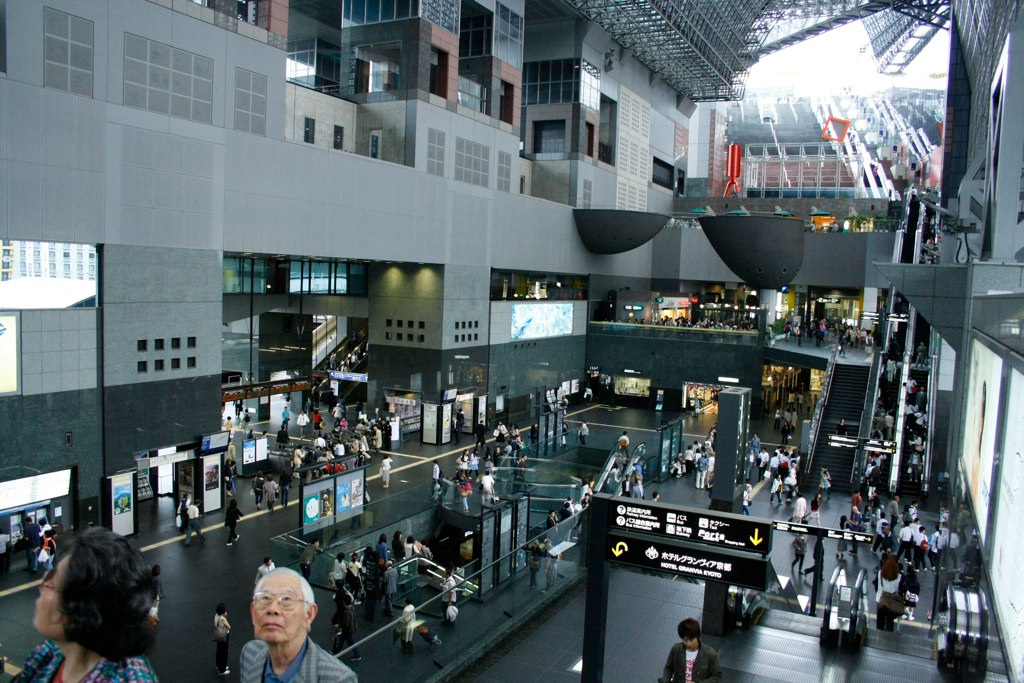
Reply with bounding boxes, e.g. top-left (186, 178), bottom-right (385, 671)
top-left (902, 509), bottom-right (912, 526)
top-left (919, 537), bottom-right (930, 551)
